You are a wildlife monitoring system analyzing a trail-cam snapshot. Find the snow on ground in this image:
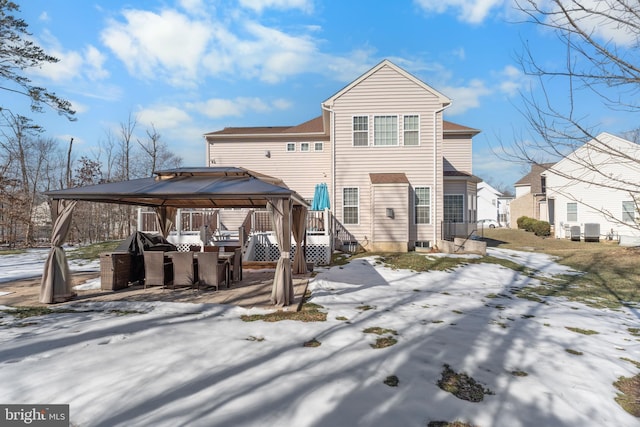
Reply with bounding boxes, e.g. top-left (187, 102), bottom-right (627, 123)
top-left (0, 248), bottom-right (638, 427)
